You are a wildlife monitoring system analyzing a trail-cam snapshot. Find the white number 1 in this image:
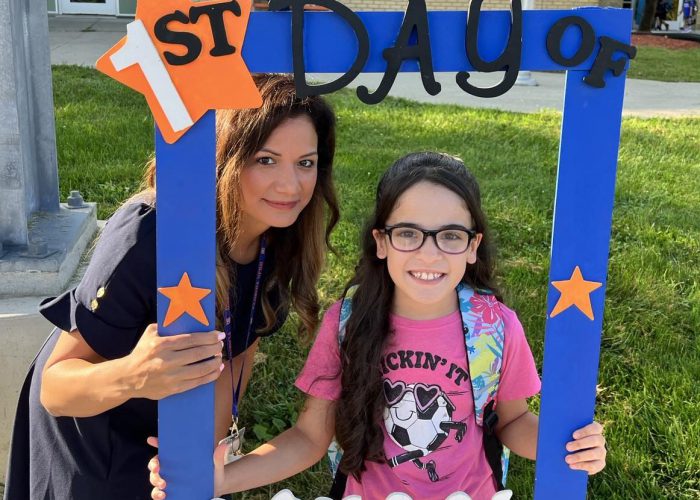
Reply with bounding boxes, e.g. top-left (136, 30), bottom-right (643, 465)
top-left (110, 20), bottom-right (194, 133)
